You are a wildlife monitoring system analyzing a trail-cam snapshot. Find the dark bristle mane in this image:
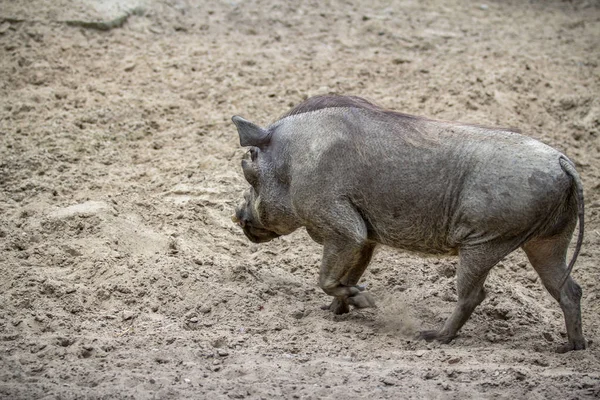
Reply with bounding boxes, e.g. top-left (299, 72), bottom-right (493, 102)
top-left (280, 95), bottom-right (385, 118)
top-left (280, 94), bottom-right (520, 133)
